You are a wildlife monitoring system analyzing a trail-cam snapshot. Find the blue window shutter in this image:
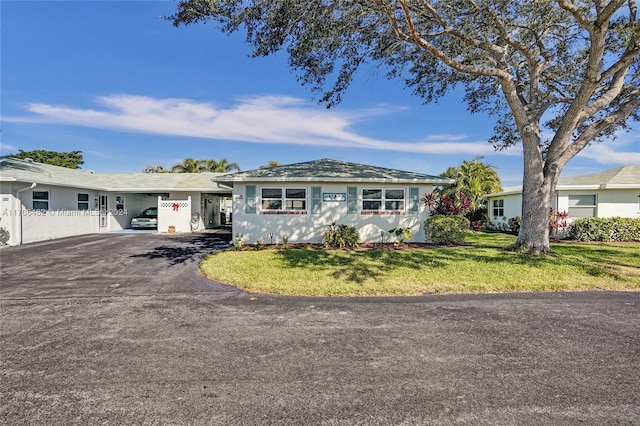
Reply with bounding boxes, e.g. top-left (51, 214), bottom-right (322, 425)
top-left (347, 186), bottom-right (358, 214)
top-left (409, 187), bottom-right (420, 213)
top-left (311, 186), bottom-right (322, 214)
top-left (245, 185), bottom-right (257, 214)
